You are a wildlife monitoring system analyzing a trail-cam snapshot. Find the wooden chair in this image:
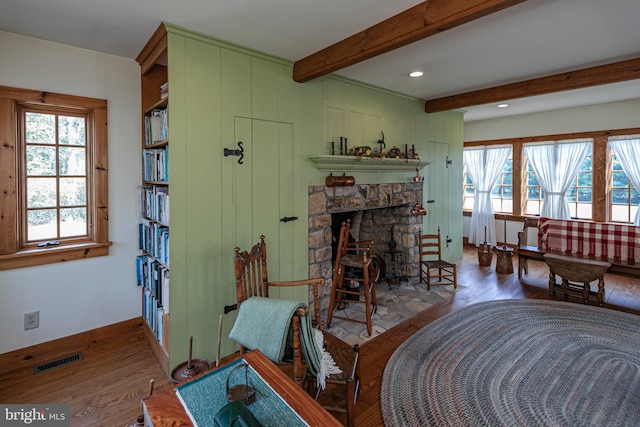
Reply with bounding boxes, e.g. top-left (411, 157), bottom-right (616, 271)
top-left (326, 219), bottom-right (378, 336)
top-left (419, 227), bottom-right (457, 290)
top-left (233, 236), bottom-right (360, 427)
